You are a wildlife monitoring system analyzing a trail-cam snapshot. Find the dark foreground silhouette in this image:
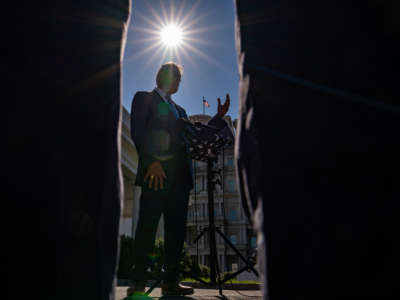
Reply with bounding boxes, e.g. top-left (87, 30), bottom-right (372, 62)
top-left (235, 0), bottom-right (400, 299)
